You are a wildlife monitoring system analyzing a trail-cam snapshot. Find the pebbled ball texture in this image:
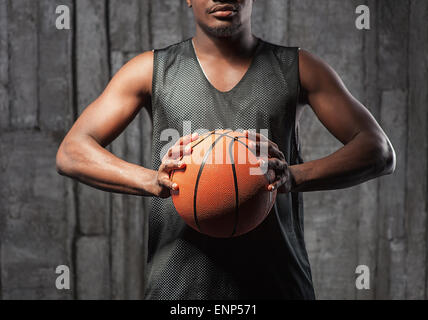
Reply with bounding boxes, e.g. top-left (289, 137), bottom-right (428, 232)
top-left (171, 130), bottom-right (277, 238)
